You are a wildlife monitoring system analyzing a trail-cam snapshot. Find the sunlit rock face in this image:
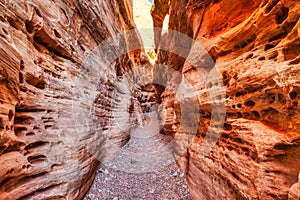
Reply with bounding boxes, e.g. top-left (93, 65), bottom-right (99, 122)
top-left (0, 0), bottom-right (144, 199)
top-left (153, 0), bottom-right (300, 199)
